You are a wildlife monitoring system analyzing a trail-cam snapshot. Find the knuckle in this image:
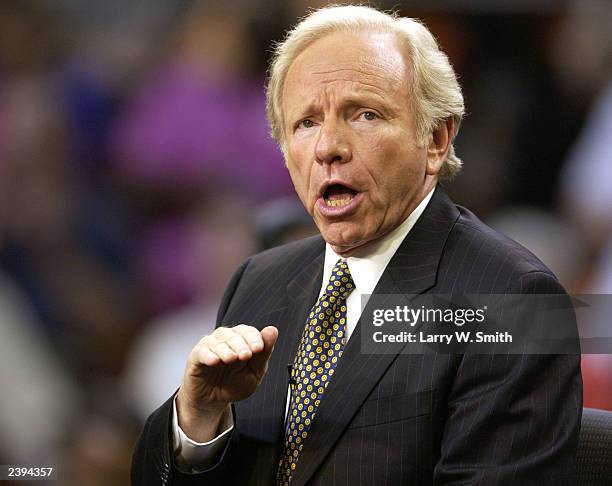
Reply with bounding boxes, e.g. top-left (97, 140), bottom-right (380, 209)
top-left (213, 327), bottom-right (228, 338)
top-left (198, 337), bottom-right (214, 350)
top-left (197, 335), bottom-right (210, 346)
top-left (216, 331), bottom-right (234, 344)
top-left (217, 342), bottom-right (232, 352)
top-left (210, 341), bottom-right (226, 351)
top-left (237, 324), bottom-right (256, 335)
top-left (228, 334), bottom-right (244, 344)
top-left (189, 348), bottom-right (206, 366)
